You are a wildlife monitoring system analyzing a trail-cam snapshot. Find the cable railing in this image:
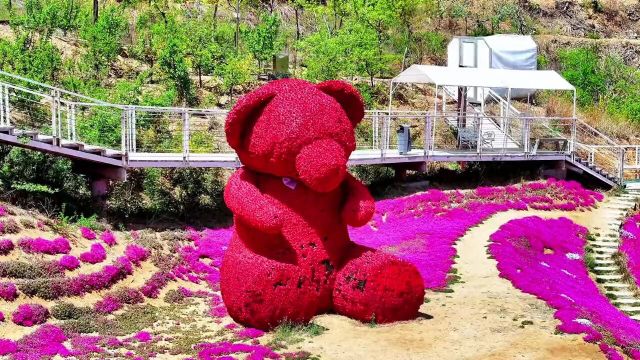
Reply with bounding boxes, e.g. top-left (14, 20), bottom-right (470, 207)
top-left (0, 69), bottom-right (638, 185)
